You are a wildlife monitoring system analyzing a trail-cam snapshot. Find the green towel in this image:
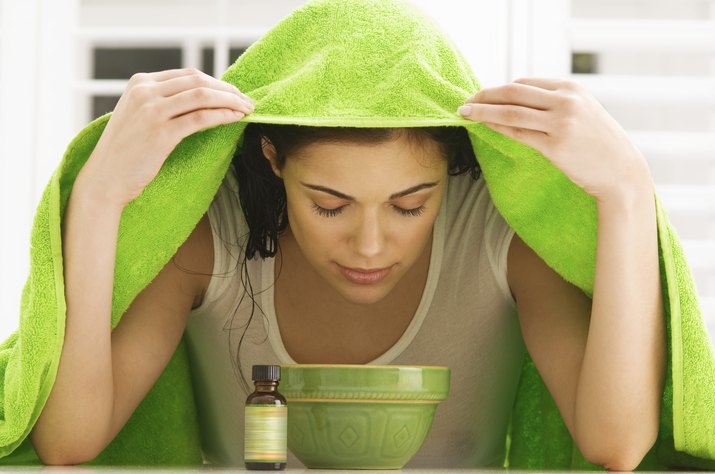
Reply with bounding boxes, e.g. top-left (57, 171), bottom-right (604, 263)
top-left (2, 0), bottom-right (713, 468)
